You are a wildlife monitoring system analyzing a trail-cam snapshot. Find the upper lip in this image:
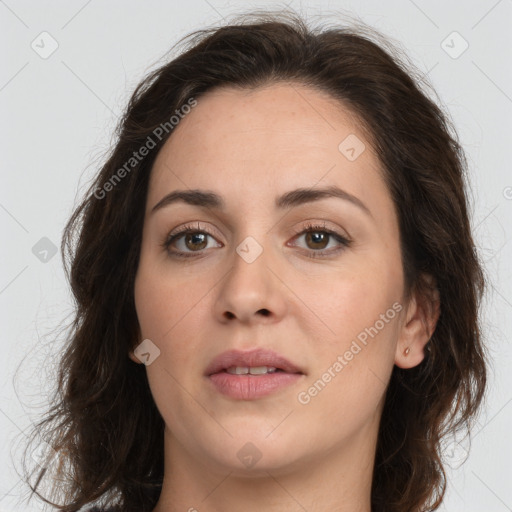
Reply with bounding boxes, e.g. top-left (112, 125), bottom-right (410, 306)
top-left (205, 348), bottom-right (304, 376)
